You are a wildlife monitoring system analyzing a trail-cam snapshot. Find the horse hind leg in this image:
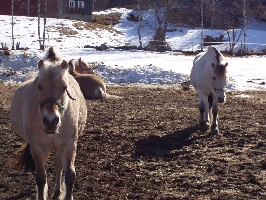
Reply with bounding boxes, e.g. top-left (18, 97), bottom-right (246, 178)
top-left (95, 87), bottom-right (106, 99)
